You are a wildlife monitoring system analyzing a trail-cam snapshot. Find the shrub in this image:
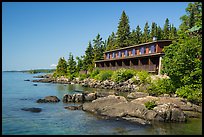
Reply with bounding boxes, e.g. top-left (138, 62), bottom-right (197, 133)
top-left (90, 68), bottom-right (100, 78)
top-left (79, 73), bottom-right (90, 80)
top-left (111, 68), bottom-right (136, 83)
top-left (137, 70), bottom-right (150, 84)
top-left (176, 84), bottom-right (202, 104)
top-left (147, 78), bottom-right (176, 96)
top-left (144, 100), bottom-right (157, 110)
top-left (94, 70), bottom-right (113, 81)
